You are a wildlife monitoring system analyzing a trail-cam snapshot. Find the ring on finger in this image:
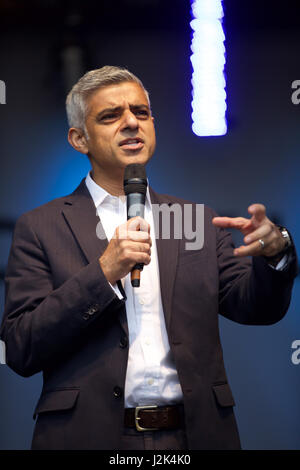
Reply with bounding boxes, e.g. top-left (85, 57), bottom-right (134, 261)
top-left (258, 239), bottom-right (265, 249)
